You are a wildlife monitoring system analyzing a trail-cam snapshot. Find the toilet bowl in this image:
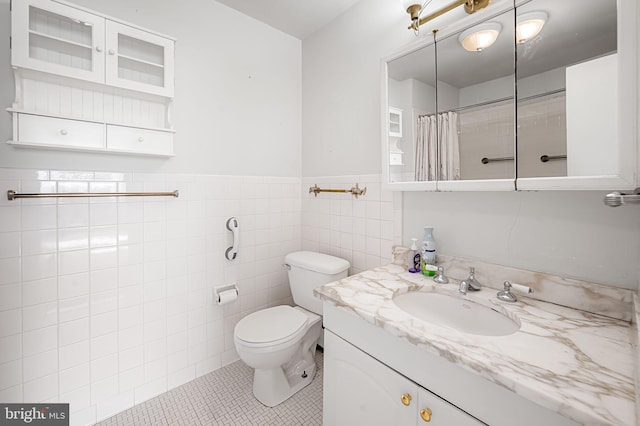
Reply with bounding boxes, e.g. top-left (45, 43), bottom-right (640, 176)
top-left (234, 306), bottom-right (322, 407)
top-left (233, 251), bottom-right (350, 407)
